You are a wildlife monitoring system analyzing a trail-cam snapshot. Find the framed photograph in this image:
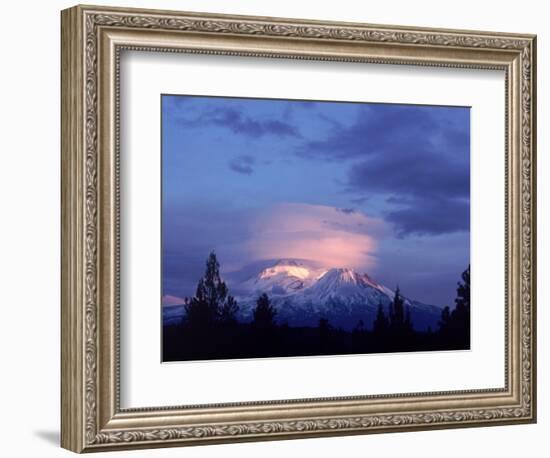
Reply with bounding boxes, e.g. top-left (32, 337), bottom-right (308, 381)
top-left (61, 4), bottom-right (537, 453)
